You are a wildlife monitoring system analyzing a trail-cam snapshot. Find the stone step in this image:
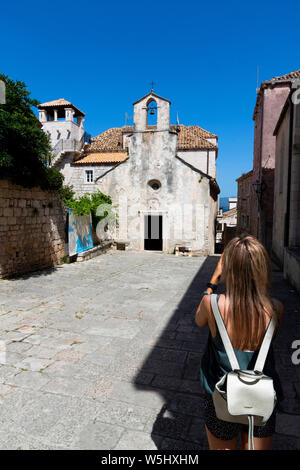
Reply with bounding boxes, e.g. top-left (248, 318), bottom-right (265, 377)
top-left (76, 240), bottom-right (113, 262)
